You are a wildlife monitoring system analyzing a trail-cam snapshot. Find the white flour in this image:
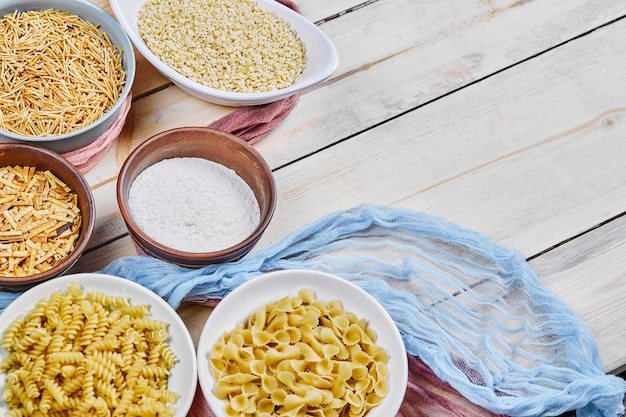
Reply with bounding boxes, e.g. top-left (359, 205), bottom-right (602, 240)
top-left (128, 157), bottom-right (260, 253)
